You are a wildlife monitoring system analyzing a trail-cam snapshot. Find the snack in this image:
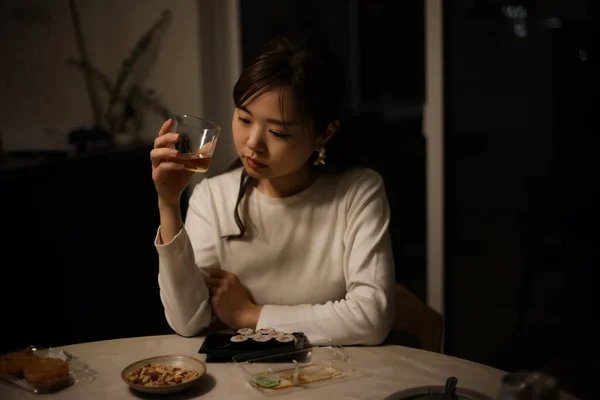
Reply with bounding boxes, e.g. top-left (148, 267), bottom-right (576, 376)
top-left (230, 335), bottom-right (248, 343)
top-left (23, 357), bottom-right (69, 387)
top-left (269, 331), bottom-right (285, 338)
top-left (0, 348), bottom-right (71, 390)
top-left (0, 348), bottom-right (38, 378)
top-left (252, 335), bottom-right (272, 342)
top-left (237, 328), bottom-right (254, 336)
top-left (247, 333), bottom-right (263, 339)
top-left (257, 328), bottom-right (275, 334)
top-left (125, 363), bottom-right (200, 387)
top-left (276, 334), bottom-right (296, 343)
